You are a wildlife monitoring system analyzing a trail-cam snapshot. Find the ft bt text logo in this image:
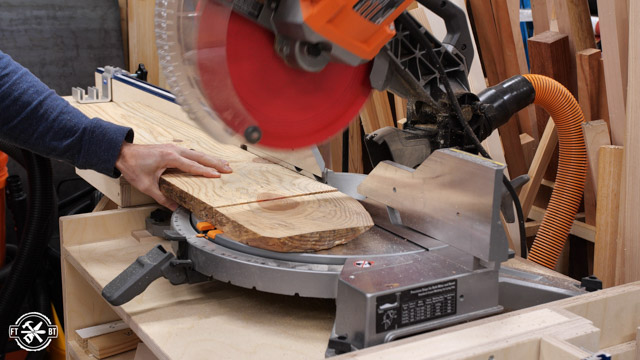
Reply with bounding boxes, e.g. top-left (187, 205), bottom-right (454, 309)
top-left (8, 312), bottom-right (58, 352)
